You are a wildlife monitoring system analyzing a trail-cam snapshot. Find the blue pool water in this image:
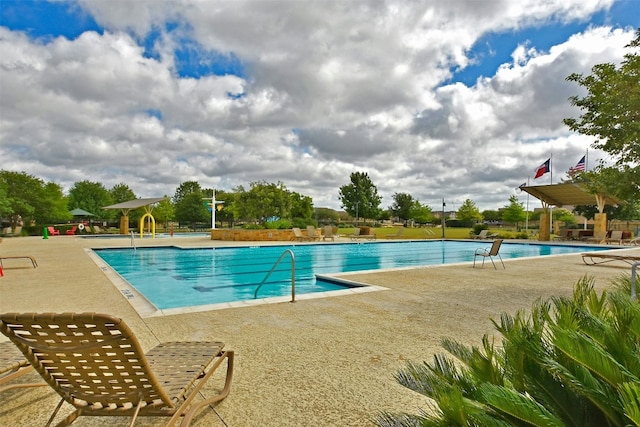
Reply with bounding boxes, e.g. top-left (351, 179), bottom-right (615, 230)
top-left (94, 241), bottom-right (602, 310)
